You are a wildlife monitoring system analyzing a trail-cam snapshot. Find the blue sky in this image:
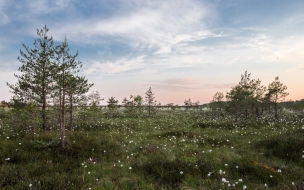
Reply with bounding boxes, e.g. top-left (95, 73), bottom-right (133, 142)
top-left (1, 0), bottom-right (304, 105)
